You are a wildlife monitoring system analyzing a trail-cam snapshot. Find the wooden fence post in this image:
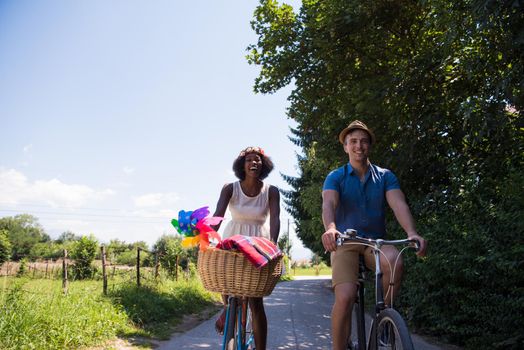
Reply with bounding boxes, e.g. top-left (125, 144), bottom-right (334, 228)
top-left (101, 246), bottom-right (108, 295)
top-left (45, 260), bottom-right (49, 279)
top-left (62, 250), bottom-right (68, 295)
top-left (136, 247), bottom-right (141, 287)
top-left (154, 252), bottom-right (159, 280)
